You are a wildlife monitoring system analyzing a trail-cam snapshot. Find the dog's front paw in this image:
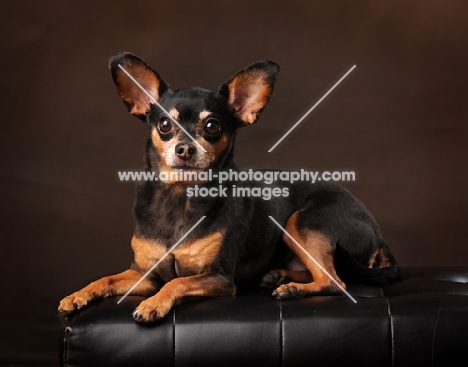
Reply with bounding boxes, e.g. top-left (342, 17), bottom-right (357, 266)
top-left (58, 292), bottom-right (91, 317)
top-left (259, 271), bottom-right (286, 289)
top-left (132, 296), bottom-right (172, 323)
top-left (272, 284), bottom-right (304, 300)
